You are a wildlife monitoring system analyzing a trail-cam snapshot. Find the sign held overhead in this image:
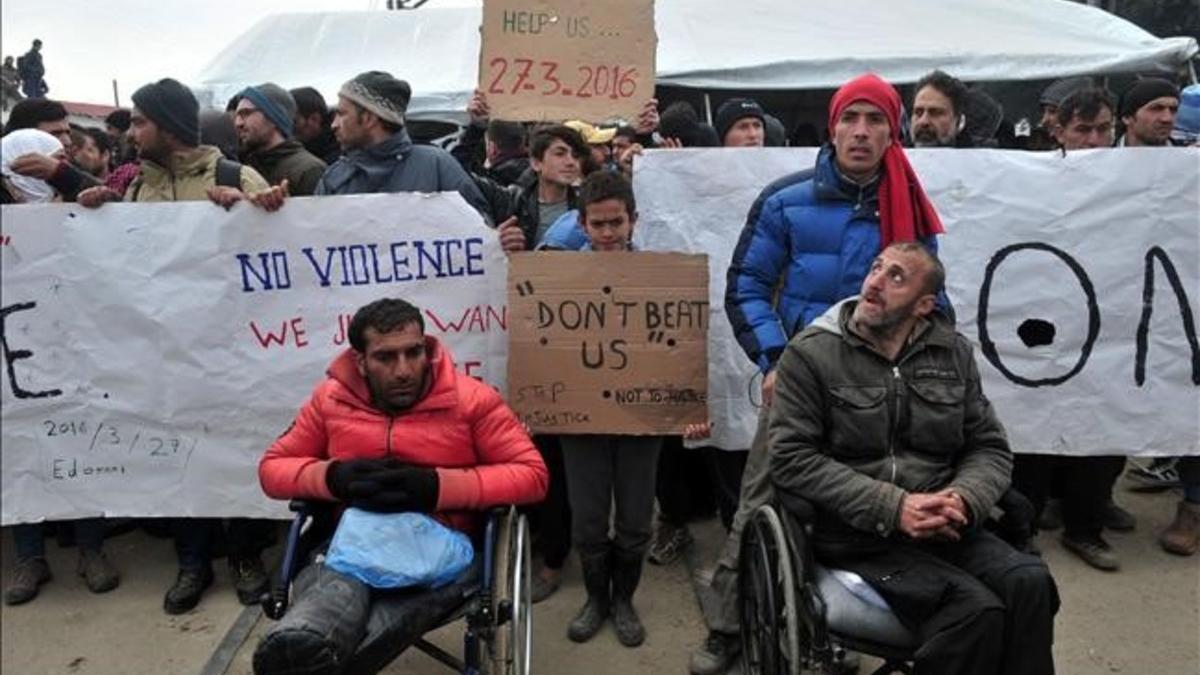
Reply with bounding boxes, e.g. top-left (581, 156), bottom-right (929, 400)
top-left (479, 0), bottom-right (657, 123)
